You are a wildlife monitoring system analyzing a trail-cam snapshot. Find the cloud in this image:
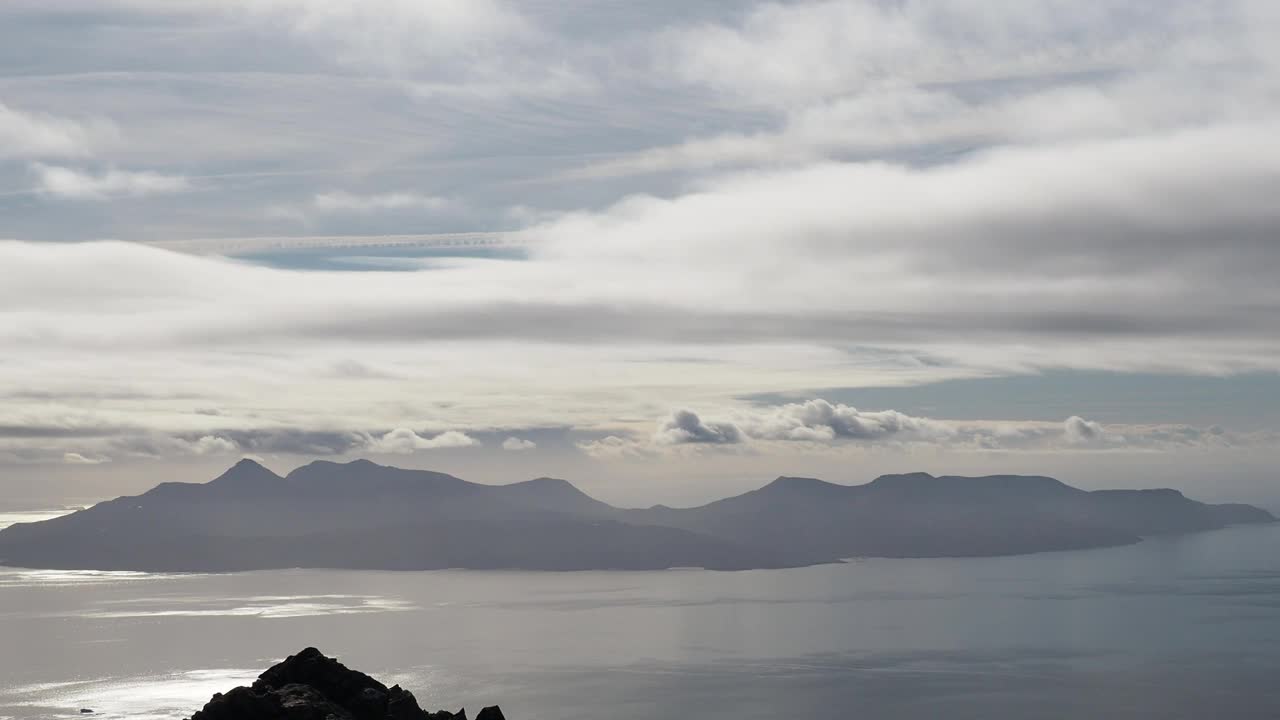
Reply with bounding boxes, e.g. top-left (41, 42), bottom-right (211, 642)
top-left (62, 452), bottom-right (110, 465)
top-left (662, 0), bottom-right (1248, 107)
top-left (224, 0), bottom-right (537, 85)
top-left (366, 428), bottom-right (479, 454)
top-left (177, 430), bottom-right (368, 457)
top-left (654, 409), bottom-right (743, 445)
top-left (501, 436), bottom-right (536, 451)
top-left (575, 403), bottom-right (1244, 458)
top-left (576, 435), bottom-right (649, 460)
top-left (570, 0), bottom-right (1276, 180)
top-left (11, 121), bottom-right (1280, 363)
top-left (2, 1), bottom-right (1280, 476)
top-left (311, 191), bottom-right (453, 214)
top-left (188, 435), bottom-right (239, 455)
top-left (0, 104), bottom-right (104, 159)
top-left (31, 164), bottom-right (191, 199)
top-left (737, 399), bottom-right (954, 443)
top-left (1063, 415), bottom-right (1106, 444)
